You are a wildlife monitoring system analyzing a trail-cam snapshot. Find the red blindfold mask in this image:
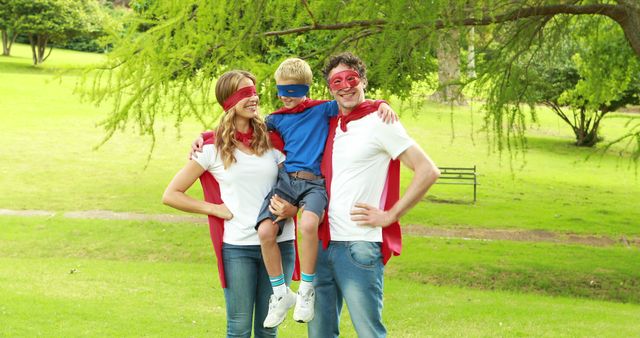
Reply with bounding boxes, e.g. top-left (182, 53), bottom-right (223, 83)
top-left (328, 70), bottom-right (361, 91)
top-left (222, 86), bottom-right (257, 111)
